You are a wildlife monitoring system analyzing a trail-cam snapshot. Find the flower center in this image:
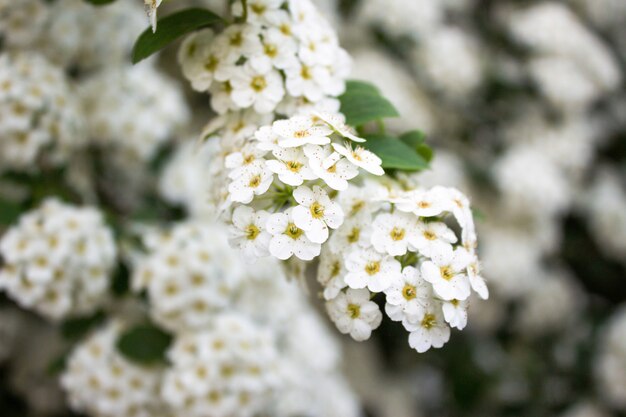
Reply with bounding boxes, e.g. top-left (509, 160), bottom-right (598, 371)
top-left (351, 150), bottom-right (362, 161)
top-left (293, 130), bottom-right (309, 139)
top-left (264, 43), bottom-right (278, 58)
top-left (248, 174), bottom-right (262, 188)
top-left (450, 299), bottom-right (459, 306)
top-left (326, 163), bottom-right (337, 173)
top-left (243, 154), bottom-right (255, 164)
top-left (423, 230), bottom-right (437, 241)
top-left (284, 223), bottom-right (304, 239)
top-left (310, 202), bottom-right (325, 219)
top-left (390, 227), bottom-right (405, 241)
top-left (365, 261), bottom-right (380, 276)
top-left (347, 303), bottom-right (360, 319)
top-left (300, 65), bottom-right (312, 80)
top-left (250, 75), bottom-right (267, 92)
top-left (230, 31), bottom-right (243, 46)
top-left (417, 200), bottom-right (431, 209)
top-left (245, 224), bottom-right (260, 240)
top-left (439, 266), bottom-right (454, 281)
top-left (421, 313), bottom-right (437, 329)
top-left (285, 160), bottom-right (303, 172)
top-left (330, 261), bottom-right (341, 277)
top-left (251, 3), bottom-right (266, 14)
top-left (204, 55), bottom-right (219, 72)
top-left (280, 24), bottom-right (291, 35)
top-left (402, 284), bottom-right (417, 300)
top-left (347, 227), bottom-right (360, 243)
